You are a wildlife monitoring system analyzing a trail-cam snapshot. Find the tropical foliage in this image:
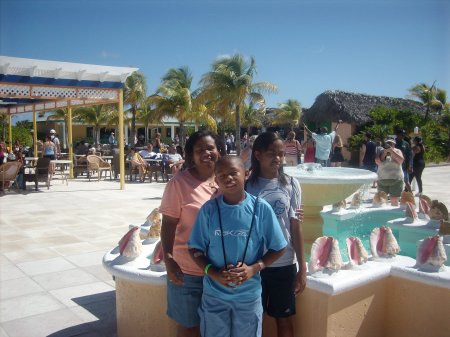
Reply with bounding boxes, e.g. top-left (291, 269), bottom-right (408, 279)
top-left (272, 99), bottom-right (302, 130)
top-left (408, 82), bottom-right (448, 119)
top-left (74, 104), bottom-right (117, 145)
top-left (200, 54), bottom-right (277, 154)
top-left (124, 71), bottom-right (147, 144)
